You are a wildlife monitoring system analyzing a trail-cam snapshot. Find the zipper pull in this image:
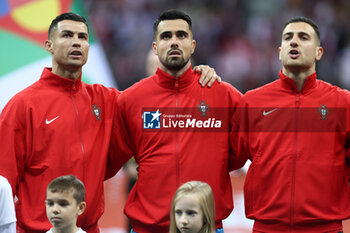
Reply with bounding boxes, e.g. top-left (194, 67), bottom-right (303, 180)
top-left (295, 94), bottom-right (300, 107)
top-left (175, 80), bottom-right (179, 89)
